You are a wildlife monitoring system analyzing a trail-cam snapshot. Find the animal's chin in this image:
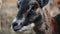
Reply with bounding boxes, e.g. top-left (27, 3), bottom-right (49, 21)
top-left (18, 29), bottom-right (31, 32)
top-left (15, 29), bottom-right (28, 32)
top-left (15, 23), bottom-right (35, 32)
top-left (15, 26), bottom-right (33, 32)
